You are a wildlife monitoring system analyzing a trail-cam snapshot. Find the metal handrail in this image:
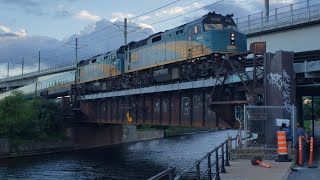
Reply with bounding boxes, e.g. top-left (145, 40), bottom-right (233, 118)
top-left (0, 61), bottom-right (77, 82)
top-left (236, 0), bottom-right (320, 34)
top-left (147, 167), bottom-right (176, 180)
top-left (149, 135), bottom-right (250, 180)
